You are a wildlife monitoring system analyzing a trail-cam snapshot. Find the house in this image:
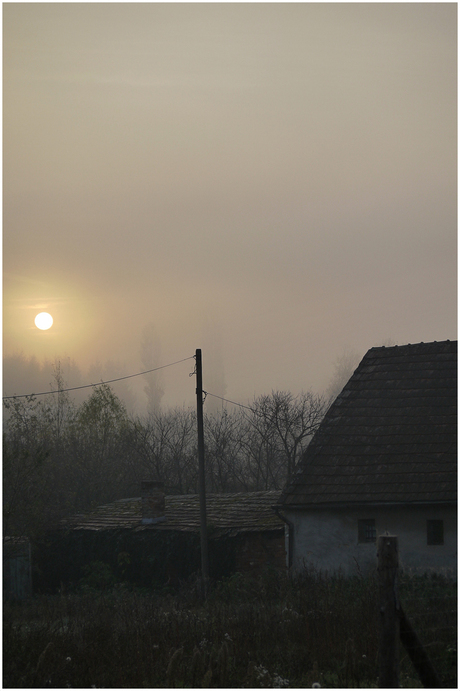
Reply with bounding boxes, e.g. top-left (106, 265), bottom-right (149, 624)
top-left (276, 341), bottom-right (457, 576)
top-left (34, 485), bottom-right (286, 592)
